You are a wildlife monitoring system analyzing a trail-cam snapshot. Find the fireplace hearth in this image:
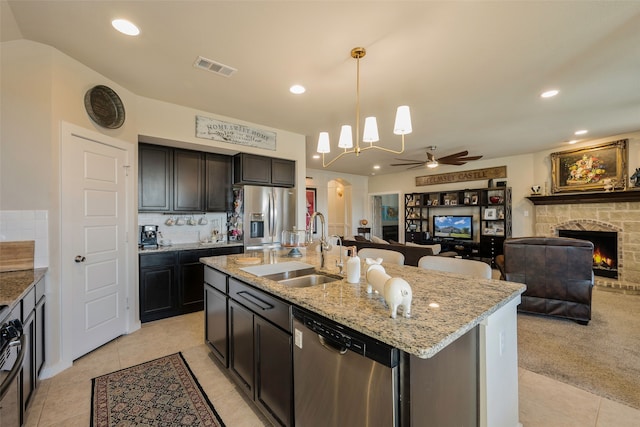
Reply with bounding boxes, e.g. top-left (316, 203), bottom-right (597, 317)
top-left (558, 230), bottom-right (618, 279)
